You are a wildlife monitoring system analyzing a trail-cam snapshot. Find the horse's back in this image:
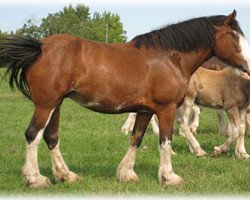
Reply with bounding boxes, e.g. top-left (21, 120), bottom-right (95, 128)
top-left (189, 67), bottom-right (247, 108)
